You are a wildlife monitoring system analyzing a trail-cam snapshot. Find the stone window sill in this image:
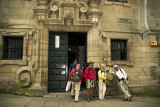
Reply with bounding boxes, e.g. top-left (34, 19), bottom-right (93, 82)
top-left (105, 1), bottom-right (130, 7)
top-left (107, 61), bottom-right (133, 66)
top-left (0, 60), bottom-right (27, 66)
